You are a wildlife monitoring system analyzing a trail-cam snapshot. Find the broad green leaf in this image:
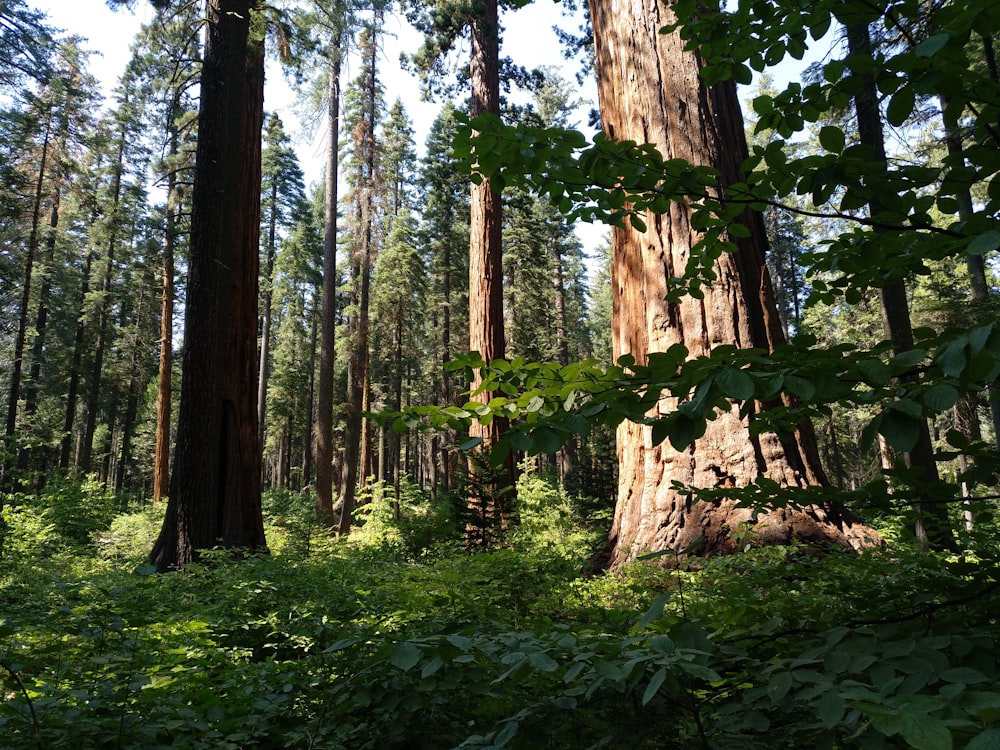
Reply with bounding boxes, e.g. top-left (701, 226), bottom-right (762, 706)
top-left (968, 231), bottom-right (1000, 256)
top-left (879, 409), bottom-right (920, 452)
top-left (968, 728), bottom-right (1000, 750)
top-left (858, 358), bottom-right (892, 386)
top-left (390, 642), bottom-right (422, 672)
top-left (818, 689), bottom-right (845, 729)
top-left (768, 671), bottom-right (793, 701)
top-left (643, 667), bottom-right (668, 705)
top-left (892, 348), bottom-right (927, 370)
top-left (494, 720), bottom-right (519, 748)
top-left (922, 384), bottom-right (959, 412)
top-left (887, 86), bottom-right (915, 127)
top-left (784, 375), bottom-right (816, 400)
top-left (935, 338), bottom-right (968, 377)
top-left (899, 713), bottom-right (953, 750)
top-left (819, 126), bottom-right (845, 153)
top-left (638, 592), bottom-right (674, 629)
top-left (717, 366), bottom-right (755, 400)
top-left (939, 667), bottom-right (989, 684)
top-left (915, 33), bottom-right (950, 57)
top-left (532, 426), bottom-right (564, 456)
top-left (459, 436), bottom-right (483, 452)
top-left (678, 661), bottom-right (721, 682)
top-left (667, 413), bottom-right (707, 451)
